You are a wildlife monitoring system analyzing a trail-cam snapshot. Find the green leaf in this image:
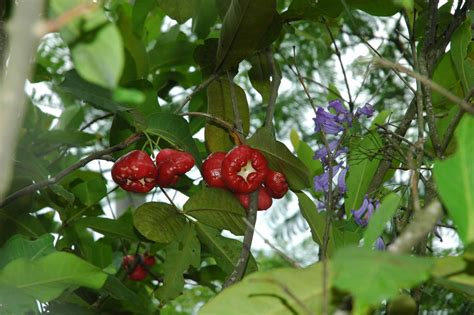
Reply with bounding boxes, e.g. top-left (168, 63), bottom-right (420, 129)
top-left (248, 52), bottom-right (272, 104)
top-left (156, 223), bottom-right (201, 302)
top-left (158, 0), bottom-right (194, 24)
top-left (296, 191), bottom-right (336, 256)
top-left (76, 217), bottom-right (138, 241)
top-left (59, 71), bottom-right (127, 113)
top-left (0, 234), bottom-right (55, 269)
top-left (0, 284), bottom-right (36, 315)
top-left (72, 23), bottom-right (124, 88)
top-left (432, 256), bottom-right (466, 278)
top-left (451, 19), bottom-right (473, 94)
top-left (248, 127), bottom-right (311, 190)
top-left (134, 202), bottom-right (188, 243)
top-left (434, 116), bottom-right (474, 244)
top-left (199, 263), bottom-right (325, 315)
top-left (290, 129), bottom-right (323, 177)
top-left (183, 187), bottom-right (246, 235)
top-left (346, 0), bottom-right (402, 16)
top-left (432, 52), bottom-right (464, 109)
top-left (192, 0), bottom-right (218, 39)
top-left (205, 77), bottom-right (250, 152)
top-left (148, 29), bottom-right (196, 70)
top-left (0, 252), bottom-right (107, 302)
top-left (434, 274), bottom-right (474, 298)
top-left (216, 0), bottom-right (277, 71)
top-left (146, 113), bottom-right (202, 166)
top-left (332, 246), bottom-right (434, 314)
top-left (345, 131), bottom-right (383, 216)
top-left (363, 193), bottom-right (400, 248)
top-left (61, 171), bottom-right (107, 207)
top-left (282, 0), bottom-right (343, 21)
top-left (196, 223), bottom-right (257, 275)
